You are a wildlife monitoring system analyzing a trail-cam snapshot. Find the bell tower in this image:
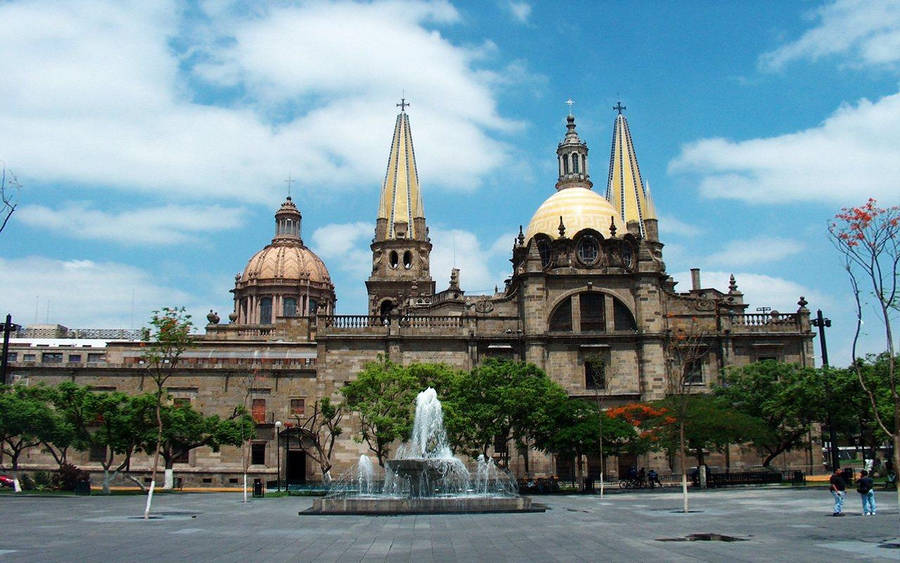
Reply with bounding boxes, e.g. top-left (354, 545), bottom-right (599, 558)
top-left (366, 100), bottom-right (434, 316)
